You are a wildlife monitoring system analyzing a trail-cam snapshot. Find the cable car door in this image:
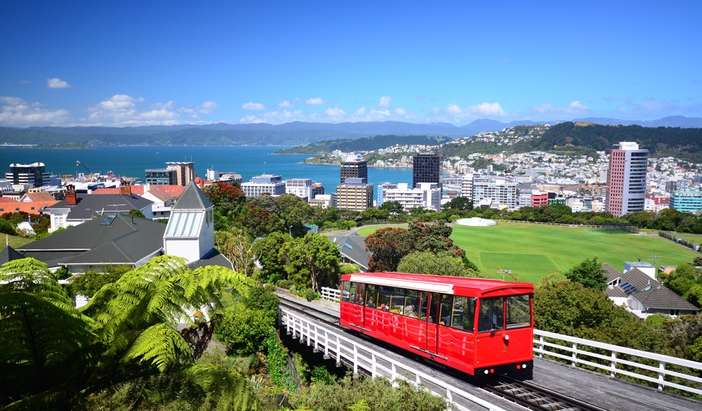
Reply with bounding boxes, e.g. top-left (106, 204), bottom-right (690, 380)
top-left (425, 292), bottom-right (441, 355)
